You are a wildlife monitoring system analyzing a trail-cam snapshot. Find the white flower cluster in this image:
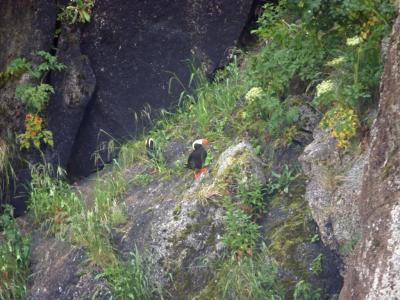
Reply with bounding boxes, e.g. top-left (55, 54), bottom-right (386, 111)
top-left (346, 36), bottom-right (363, 46)
top-left (316, 80), bottom-right (335, 97)
top-left (326, 56), bottom-right (345, 67)
top-left (245, 87), bottom-right (263, 102)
